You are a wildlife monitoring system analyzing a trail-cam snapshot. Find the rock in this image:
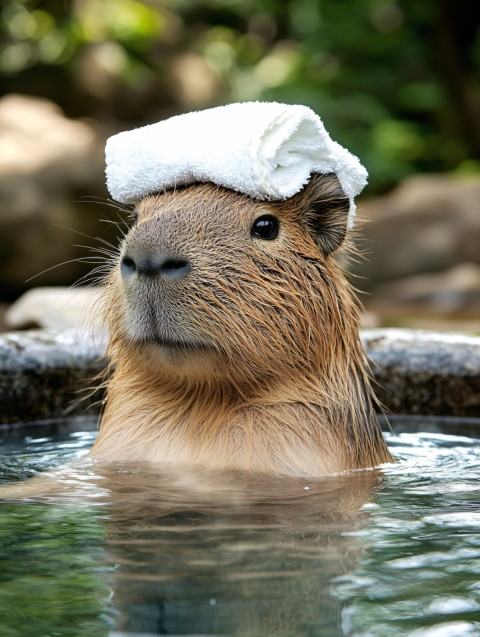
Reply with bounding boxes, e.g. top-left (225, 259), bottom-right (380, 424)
top-left (363, 329), bottom-right (480, 420)
top-left (0, 329), bottom-right (107, 426)
top-left (0, 94), bottom-right (96, 181)
top-left (355, 175), bottom-right (480, 288)
top-left (0, 94), bottom-right (116, 297)
top-left (0, 328), bottom-right (479, 431)
top-left (5, 286), bottom-right (104, 333)
top-left (373, 263), bottom-right (480, 312)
